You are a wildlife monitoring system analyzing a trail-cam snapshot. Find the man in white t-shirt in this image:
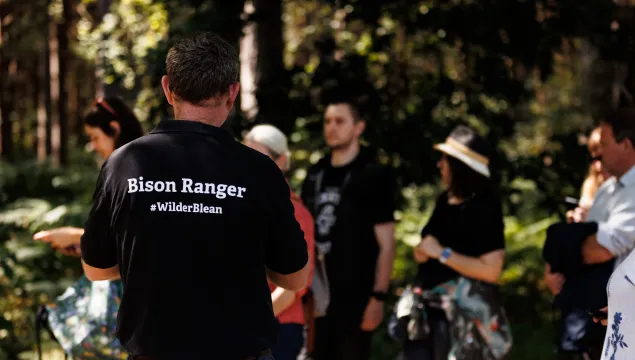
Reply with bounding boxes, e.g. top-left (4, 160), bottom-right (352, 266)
top-left (587, 108), bottom-right (635, 360)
